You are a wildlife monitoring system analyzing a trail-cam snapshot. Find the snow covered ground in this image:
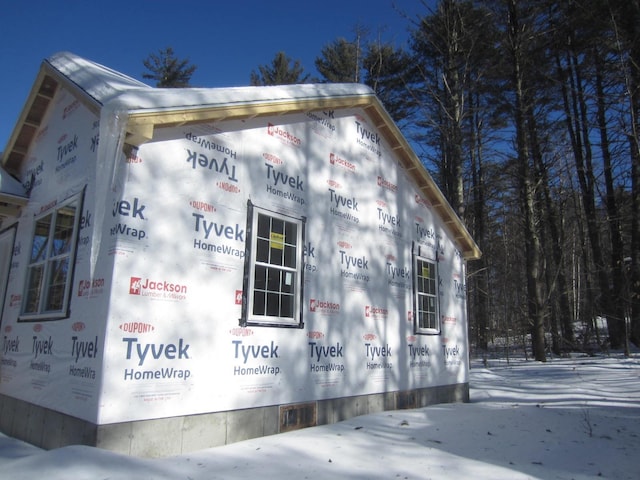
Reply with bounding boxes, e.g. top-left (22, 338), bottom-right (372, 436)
top-left (1, 354), bottom-right (638, 479)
